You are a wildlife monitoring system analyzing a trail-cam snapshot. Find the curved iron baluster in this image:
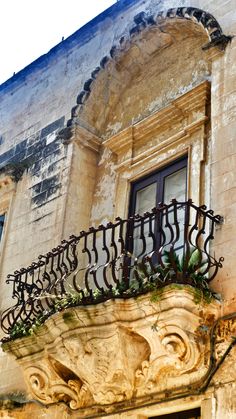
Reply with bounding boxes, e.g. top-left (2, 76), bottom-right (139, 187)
top-left (164, 203), bottom-right (176, 249)
top-left (151, 205), bottom-right (164, 267)
top-left (188, 204), bottom-right (201, 249)
top-left (181, 200), bottom-right (191, 279)
top-left (55, 248), bottom-right (67, 296)
top-left (82, 233), bottom-right (93, 298)
top-left (65, 240), bottom-right (78, 273)
top-left (193, 208), bottom-right (212, 280)
top-left (123, 216), bottom-right (135, 288)
top-left (1, 200), bottom-right (224, 336)
top-left (160, 201), bottom-right (180, 280)
top-left (89, 228), bottom-right (104, 294)
top-left (201, 215), bottom-right (218, 281)
top-left (41, 258), bottom-right (55, 310)
top-left (100, 225), bottom-right (113, 291)
top-left (135, 214), bottom-right (147, 260)
top-left (110, 219), bottom-right (125, 286)
top-left (147, 211), bottom-right (156, 255)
